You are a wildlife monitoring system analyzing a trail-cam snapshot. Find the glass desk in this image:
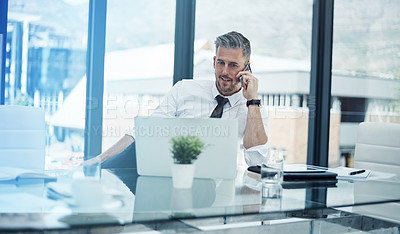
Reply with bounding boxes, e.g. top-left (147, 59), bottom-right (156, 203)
top-left (0, 166), bottom-right (399, 233)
